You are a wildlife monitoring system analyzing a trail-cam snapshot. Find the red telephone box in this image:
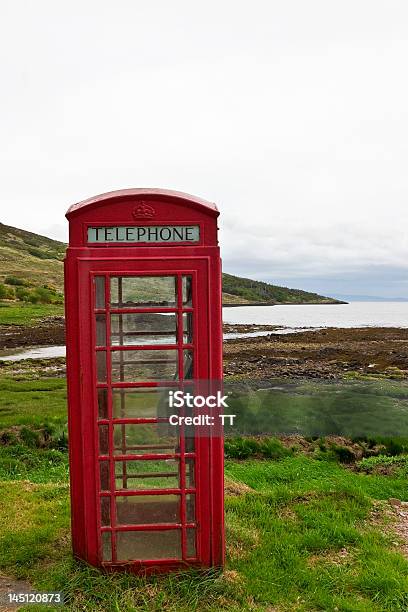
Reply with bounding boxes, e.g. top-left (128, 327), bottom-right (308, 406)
top-left (64, 188), bottom-right (224, 571)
